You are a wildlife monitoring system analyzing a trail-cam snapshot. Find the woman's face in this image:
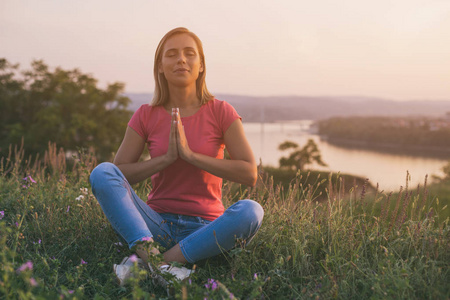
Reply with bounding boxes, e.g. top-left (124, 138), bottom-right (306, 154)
top-left (159, 33), bottom-right (204, 89)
